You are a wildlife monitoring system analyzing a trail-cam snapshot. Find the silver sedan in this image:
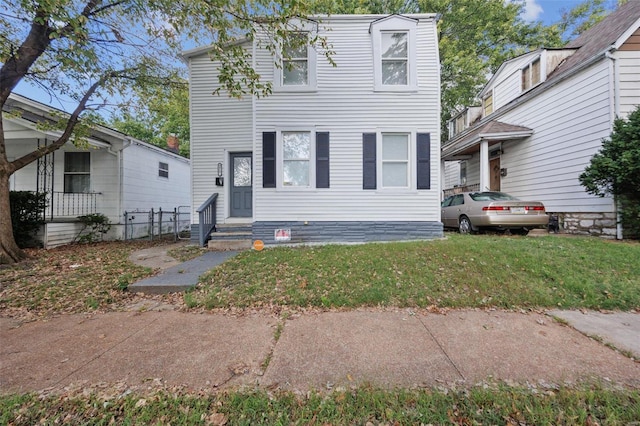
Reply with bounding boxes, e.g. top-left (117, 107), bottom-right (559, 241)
top-left (441, 191), bottom-right (549, 234)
